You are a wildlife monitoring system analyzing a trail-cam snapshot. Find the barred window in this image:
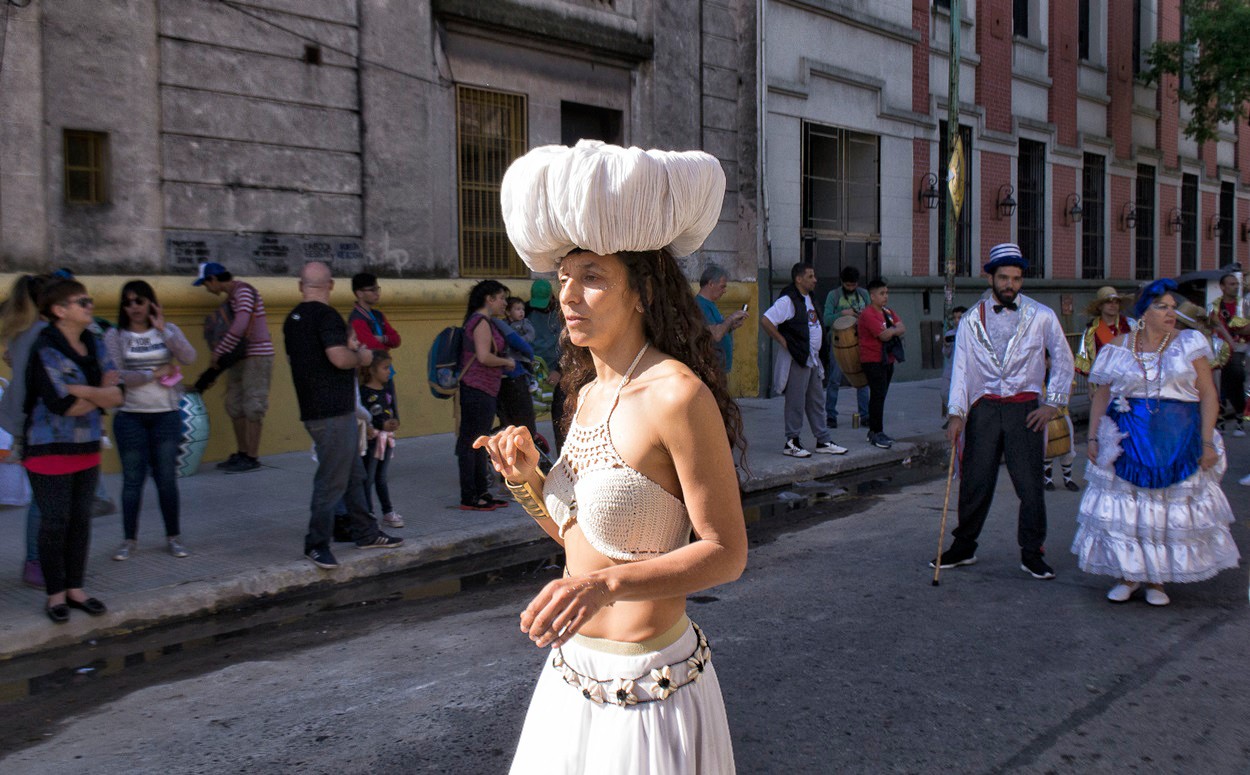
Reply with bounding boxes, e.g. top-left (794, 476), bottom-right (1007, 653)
top-left (1081, 153), bottom-right (1106, 279)
top-left (456, 86), bottom-right (528, 277)
top-left (1134, 165), bottom-right (1155, 282)
top-left (1219, 181), bottom-right (1235, 267)
top-left (1180, 173), bottom-right (1198, 273)
top-left (63, 130), bottom-right (109, 205)
top-left (1017, 140), bottom-right (1046, 278)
